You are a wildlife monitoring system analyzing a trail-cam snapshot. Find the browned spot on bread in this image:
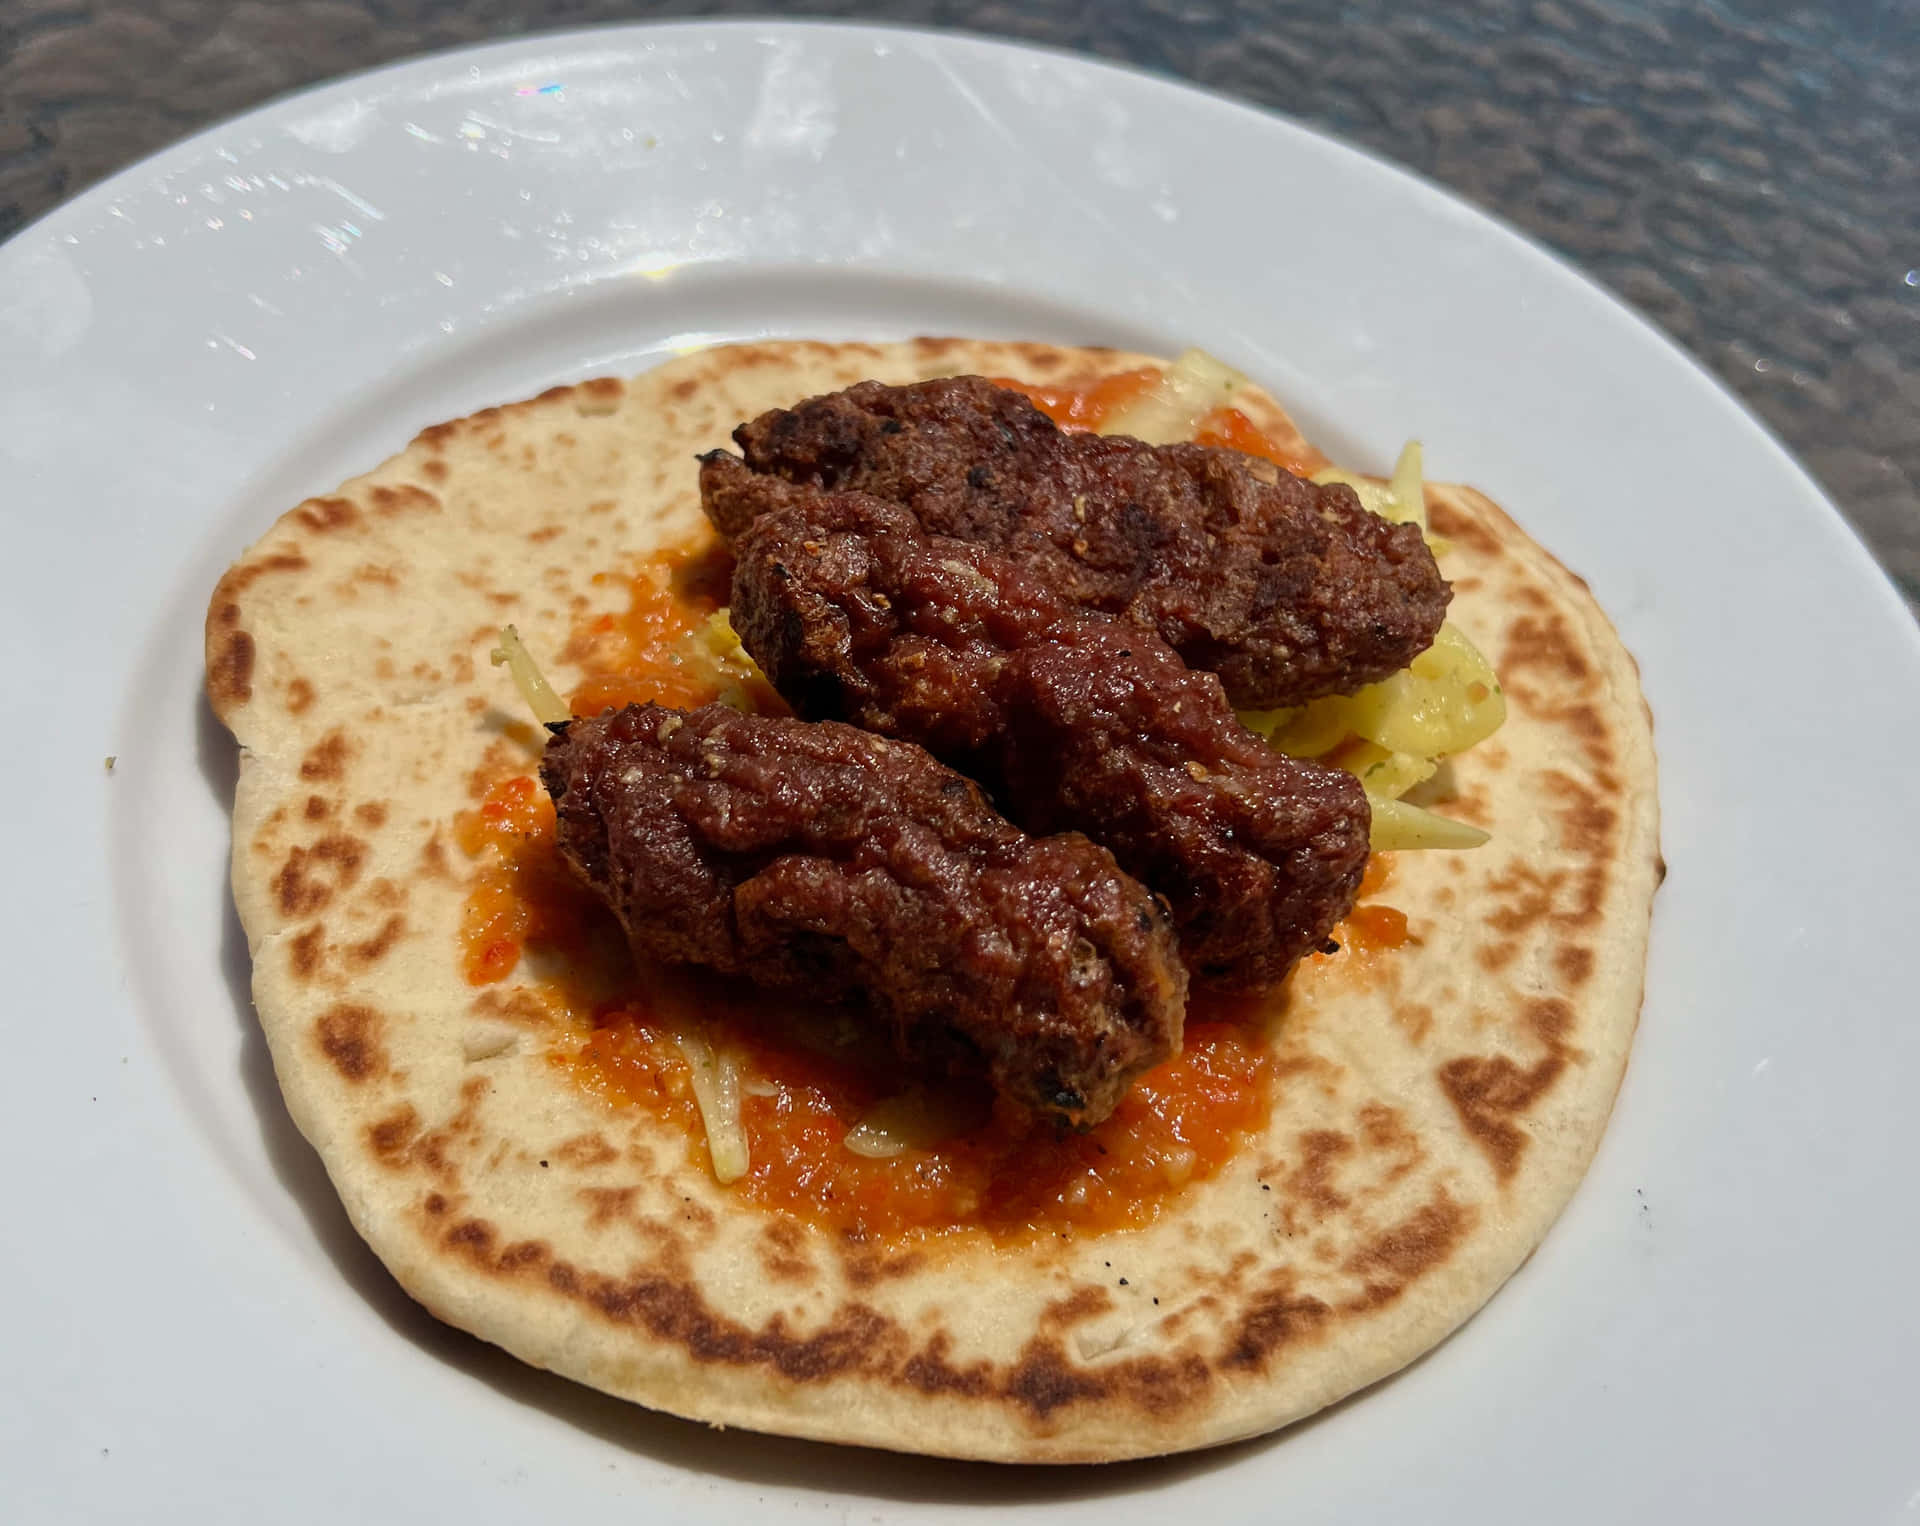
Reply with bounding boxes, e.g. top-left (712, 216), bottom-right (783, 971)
top-left (844, 1248), bottom-right (926, 1288)
top-left (1500, 610), bottom-right (1593, 693)
top-left (315, 1003), bottom-right (386, 1082)
top-left (289, 924), bottom-right (325, 979)
top-left (553, 1132), bottom-right (618, 1169)
top-left (578, 376), bottom-right (624, 409)
top-left (1221, 1273), bottom-right (1334, 1372)
top-left (412, 1076), bottom-right (491, 1183)
top-left (352, 563), bottom-right (401, 589)
top-left (1392, 1001), bottom-right (1435, 1044)
top-left (1356, 1103), bottom-right (1424, 1183)
top-left (1040, 1286), bottom-right (1113, 1332)
top-left (528, 525), bottom-right (564, 543)
top-left (422, 458), bottom-right (448, 482)
top-left (755, 1220), bottom-right (813, 1283)
top-left (273, 833), bottom-right (365, 916)
top-left (671, 377), bottom-right (698, 401)
top-left (1342, 1192), bottom-right (1473, 1307)
top-left (1550, 775), bottom-right (1619, 875)
top-left (370, 483), bottom-right (440, 516)
top-left (1013, 341), bottom-right (1088, 373)
top-left (583, 1186), bottom-right (638, 1229)
top-left (355, 801), bottom-right (389, 828)
top-left (213, 550), bottom-right (310, 598)
top-left (303, 794), bottom-right (332, 821)
top-left (1003, 1340), bottom-right (1109, 1418)
top-left (499, 1240), bottom-right (550, 1272)
top-left (300, 730), bottom-right (353, 782)
top-left (366, 876), bottom-right (403, 907)
top-left (294, 496), bottom-right (360, 533)
top-left (368, 1106), bottom-right (419, 1164)
top-left (446, 1218), bottom-right (497, 1257)
top-left (575, 1266), bottom-right (903, 1382)
top-left (1555, 944), bottom-right (1595, 987)
top-left (1526, 996), bottom-right (1576, 1045)
top-left (1439, 1049), bottom-right (1567, 1180)
top-left (345, 915), bottom-right (405, 966)
top-left (912, 337), bottom-right (958, 360)
top-left (421, 833), bottom-right (452, 880)
top-left (1476, 941), bottom-right (1519, 974)
top-left (285, 676), bottom-right (315, 714)
top-left (208, 628), bottom-right (255, 710)
top-left (680, 1198), bottom-right (716, 1235)
top-left (1426, 497), bottom-right (1499, 556)
top-left (1014, 1341), bottom-right (1214, 1421)
top-left (903, 1333), bottom-right (992, 1397)
top-left (1285, 1131), bottom-right (1354, 1224)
